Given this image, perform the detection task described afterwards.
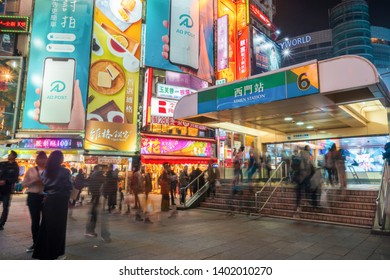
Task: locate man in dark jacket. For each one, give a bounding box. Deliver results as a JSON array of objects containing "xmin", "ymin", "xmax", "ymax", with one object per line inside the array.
[
  {"xmin": 383, "ymin": 142, "xmax": 390, "ymax": 164},
  {"xmin": 0, "ymin": 150, "xmax": 20, "ymax": 230}
]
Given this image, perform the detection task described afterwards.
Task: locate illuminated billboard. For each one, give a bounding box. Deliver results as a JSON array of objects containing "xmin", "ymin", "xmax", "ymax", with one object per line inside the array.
[
  {"xmin": 22, "ymin": 0, "xmax": 94, "ymax": 131},
  {"xmin": 84, "ymin": 0, "xmax": 143, "ymax": 153},
  {"xmin": 144, "ymin": 0, "xmax": 214, "ymax": 83},
  {"xmin": 141, "ymin": 136, "xmax": 212, "ymax": 157},
  {"xmin": 251, "ymin": 26, "xmax": 282, "ymax": 75}
]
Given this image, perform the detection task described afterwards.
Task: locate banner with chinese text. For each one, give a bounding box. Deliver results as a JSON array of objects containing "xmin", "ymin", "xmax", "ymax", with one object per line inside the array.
[{"xmin": 84, "ymin": 0, "xmax": 143, "ymax": 152}]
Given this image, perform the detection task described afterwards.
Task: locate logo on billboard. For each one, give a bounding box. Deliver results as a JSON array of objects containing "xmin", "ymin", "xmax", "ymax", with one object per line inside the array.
[
  {"xmin": 50, "ymin": 81, "xmax": 66, "ymax": 93},
  {"xmin": 179, "ymin": 14, "xmax": 193, "ymax": 28},
  {"xmin": 158, "ymin": 100, "xmax": 168, "ymax": 114}
]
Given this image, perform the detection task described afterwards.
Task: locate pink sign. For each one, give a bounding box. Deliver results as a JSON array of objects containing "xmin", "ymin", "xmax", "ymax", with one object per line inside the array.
[{"xmin": 141, "ymin": 137, "xmax": 212, "ymax": 157}]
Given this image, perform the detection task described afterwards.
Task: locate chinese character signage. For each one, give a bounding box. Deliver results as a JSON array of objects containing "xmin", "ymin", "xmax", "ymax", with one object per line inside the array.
[
  {"xmin": 22, "ymin": 0, "xmax": 94, "ymax": 131},
  {"xmin": 141, "ymin": 136, "xmax": 212, "ymax": 157},
  {"xmin": 0, "ymin": 16, "xmax": 29, "ymax": 33},
  {"xmin": 237, "ymin": 27, "xmax": 249, "ymax": 79},
  {"xmin": 156, "ymin": 84, "xmax": 194, "ymax": 100},
  {"xmin": 84, "ymin": 0, "xmax": 143, "ymax": 152},
  {"xmin": 18, "ymin": 138, "xmax": 83, "ymax": 149},
  {"xmin": 198, "ymin": 63, "xmax": 319, "ymax": 112}
]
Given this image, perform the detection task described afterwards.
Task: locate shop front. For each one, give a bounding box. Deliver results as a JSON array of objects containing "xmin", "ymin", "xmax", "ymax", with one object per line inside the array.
[{"xmin": 140, "ymin": 133, "xmax": 217, "ymax": 193}]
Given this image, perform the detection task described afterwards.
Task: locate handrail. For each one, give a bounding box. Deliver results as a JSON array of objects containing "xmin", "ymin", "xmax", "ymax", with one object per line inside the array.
[
  {"xmin": 179, "ymin": 170, "xmax": 207, "ymax": 206},
  {"xmin": 376, "ymin": 159, "xmax": 389, "ymax": 229},
  {"xmin": 180, "ymin": 181, "xmax": 210, "ymax": 209},
  {"xmin": 255, "ymin": 161, "xmax": 288, "ymax": 213}
]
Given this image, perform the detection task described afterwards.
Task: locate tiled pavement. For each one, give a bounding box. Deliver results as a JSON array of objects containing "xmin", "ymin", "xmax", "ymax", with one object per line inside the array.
[{"xmin": 0, "ymin": 193, "xmax": 390, "ymax": 260}]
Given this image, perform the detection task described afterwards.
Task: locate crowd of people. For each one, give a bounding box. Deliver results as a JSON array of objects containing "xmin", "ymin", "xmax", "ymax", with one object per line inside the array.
[
  {"xmin": 1, "ymin": 142, "xmax": 389, "ymax": 259},
  {"xmin": 0, "ymin": 150, "xmax": 218, "ymax": 260}
]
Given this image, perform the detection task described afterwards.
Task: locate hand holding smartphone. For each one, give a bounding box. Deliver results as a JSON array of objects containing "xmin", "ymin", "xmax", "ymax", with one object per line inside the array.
[
  {"xmin": 39, "ymin": 57, "xmax": 75, "ymax": 124},
  {"xmin": 168, "ymin": 0, "xmax": 200, "ymax": 70}
]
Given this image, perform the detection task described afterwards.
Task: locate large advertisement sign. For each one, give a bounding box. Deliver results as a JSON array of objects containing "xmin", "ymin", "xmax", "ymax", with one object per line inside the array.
[
  {"xmin": 217, "ymin": 15, "xmax": 228, "ymax": 71},
  {"xmin": 141, "ymin": 136, "xmax": 212, "ymax": 157},
  {"xmin": 237, "ymin": 27, "xmax": 249, "ymax": 79},
  {"xmin": 198, "ymin": 63, "xmax": 319, "ymax": 113},
  {"xmin": 251, "ymin": 26, "xmax": 281, "ymax": 75},
  {"xmin": 22, "ymin": 0, "xmax": 94, "ymax": 131},
  {"xmin": 144, "ymin": 0, "xmax": 214, "ymax": 83},
  {"xmin": 84, "ymin": 0, "xmax": 142, "ymax": 152}
]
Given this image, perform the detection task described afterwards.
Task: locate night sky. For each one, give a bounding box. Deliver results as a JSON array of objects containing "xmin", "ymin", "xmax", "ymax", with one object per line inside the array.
[{"xmin": 273, "ymin": 0, "xmax": 390, "ymax": 38}]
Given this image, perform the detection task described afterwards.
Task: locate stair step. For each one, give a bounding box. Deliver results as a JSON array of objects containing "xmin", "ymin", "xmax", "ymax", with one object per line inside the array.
[{"xmin": 198, "ymin": 185, "xmax": 378, "ymax": 229}]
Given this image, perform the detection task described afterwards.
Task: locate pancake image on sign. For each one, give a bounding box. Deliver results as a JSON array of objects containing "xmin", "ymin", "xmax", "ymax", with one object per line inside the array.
[{"xmin": 89, "ymin": 60, "xmax": 125, "ymax": 95}]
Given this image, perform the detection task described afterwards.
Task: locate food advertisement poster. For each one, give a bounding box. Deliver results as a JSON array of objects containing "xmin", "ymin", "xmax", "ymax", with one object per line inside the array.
[
  {"xmin": 141, "ymin": 136, "xmax": 212, "ymax": 157},
  {"xmin": 85, "ymin": 0, "xmax": 142, "ymax": 152},
  {"xmin": 22, "ymin": 0, "xmax": 94, "ymax": 130},
  {"xmin": 144, "ymin": 0, "xmax": 214, "ymax": 84}
]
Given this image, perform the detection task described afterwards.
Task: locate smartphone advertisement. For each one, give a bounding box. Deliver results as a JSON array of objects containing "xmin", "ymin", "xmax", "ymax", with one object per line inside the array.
[
  {"xmin": 84, "ymin": 0, "xmax": 143, "ymax": 152},
  {"xmin": 144, "ymin": 0, "xmax": 214, "ymax": 83},
  {"xmin": 22, "ymin": 0, "xmax": 94, "ymax": 131},
  {"xmin": 39, "ymin": 58, "xmax": 75, "ymax": 124}
]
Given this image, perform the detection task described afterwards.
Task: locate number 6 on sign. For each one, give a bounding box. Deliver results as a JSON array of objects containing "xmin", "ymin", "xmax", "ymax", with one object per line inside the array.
[{"xmin": 298, "ymin": 72, "xmax": 311, "ymax": 90}]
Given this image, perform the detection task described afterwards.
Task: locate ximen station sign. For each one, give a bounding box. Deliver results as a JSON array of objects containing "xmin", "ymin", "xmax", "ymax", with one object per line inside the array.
[{"xmin": 198, "ymin": 63, "xmax": 319, "ymax": 114}]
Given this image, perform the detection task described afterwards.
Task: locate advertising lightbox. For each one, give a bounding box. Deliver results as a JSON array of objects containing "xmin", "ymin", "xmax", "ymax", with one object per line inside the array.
[
  {"xmin": 217, "ymin": 15, "xmax": 228, "ymax": 71},
  {"xmin": 251, "ymin": 26, "xmax": 281, "ymax": 75},
  {"xmin": 141, "ymin": 136, "xmax": 212, "ymax": 157},
  {"xmin": 144, "ymin": 0, "xmax": 214, "ymax": 83},
  {"xmin": 84, "ymin": 0, "xmax": 143, "ymax": 153},
  {"xmin": 22, "ymin": 0, "xmax": 94, "ymax": 131}
]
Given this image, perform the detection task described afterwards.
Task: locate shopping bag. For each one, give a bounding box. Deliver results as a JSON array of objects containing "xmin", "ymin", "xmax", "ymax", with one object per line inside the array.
[
  {"xmin": 385, "ymin": 193, "xmax": 390, "ymax": 217},
  {"xmin": 70, "ymin": 187, "xmax": 79, "ymax": 201},
  {"xmin": 215, "ymin": 180, "xmax": 221, "ymax": 187},
  {"xmin": 146, "ymin": 199, "xmax": 154, "ymax": 213},
  {"xmin": 320, "ymin": 188, "xmax": 328, "ymax": 207}
]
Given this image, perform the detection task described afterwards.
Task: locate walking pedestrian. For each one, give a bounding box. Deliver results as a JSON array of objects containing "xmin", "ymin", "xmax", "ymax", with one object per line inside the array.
[
  {"xmin": 179, "ymin": 165, "xmax": 189, "ymax": 205},
  {"xmin": 103, "ymin": 164, "xmax": 118, "ymax": 213},
  {"xmin": 158, "ymin": 163, "xmax": 171, "ymax": 211},
  {"xmin": 168, "ymin": 166, "xmax": 178, "ymax": 206},
  {"xmin": 0, "ymin": 150, "xmax": 20, "ymax": 231},
  {"xmin": 21, "ymin": 151, "xmax": 47, "ymax": 253},
  {"xmin": 207, "ymin": 160, "xmax": 220, "ymax": 199},
  {"xmin": 85, "ymin": 165, "xmax": 105, "ymax": 238},
  {"xmin": 32, "ymin": 150, "xmax": 72, "ymax": 260}
]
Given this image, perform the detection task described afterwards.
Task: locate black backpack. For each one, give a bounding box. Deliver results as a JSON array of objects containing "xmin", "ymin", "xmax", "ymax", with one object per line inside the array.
[{"xmin": 291, "ymin": 156, "xmax": 301, "ymax": 171}]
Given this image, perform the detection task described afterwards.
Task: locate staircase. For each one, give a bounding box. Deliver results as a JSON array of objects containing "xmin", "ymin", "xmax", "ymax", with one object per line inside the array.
[{"xmin": 199, "ymin": 180, "xmax": 378, "ymax": 228}]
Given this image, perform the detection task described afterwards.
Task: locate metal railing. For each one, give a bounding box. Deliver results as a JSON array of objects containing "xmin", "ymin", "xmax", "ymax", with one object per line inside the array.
[
  {"xmin": 179, "ymin": 170, "xmax": 207, "ymax": 208},
  {"xmin": 376, "ymin": 159, "xmax": 389, "ymax": 230},
  {"xmin": 255, "ymin": 161, "xmax": 288, "ymax": 213}
]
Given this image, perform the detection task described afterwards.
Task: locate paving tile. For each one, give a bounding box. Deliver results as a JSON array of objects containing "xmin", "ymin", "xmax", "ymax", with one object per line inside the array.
[{"xmin": 1, "ymin": 194, "xmax": 390, "ymax": 260}]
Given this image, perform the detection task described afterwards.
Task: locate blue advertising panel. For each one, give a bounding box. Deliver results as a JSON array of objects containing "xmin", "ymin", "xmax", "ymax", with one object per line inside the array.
[
  {"xmin": 144, "ymin": 0, "xmax": 214, "ymax": 83},
  {"xmin": 22, "ymin": 0, "xmax": 94, "ymax": 131},
  {"xmin": 0, "ymin": 1, "xmax": 5, "ymax": 14}
]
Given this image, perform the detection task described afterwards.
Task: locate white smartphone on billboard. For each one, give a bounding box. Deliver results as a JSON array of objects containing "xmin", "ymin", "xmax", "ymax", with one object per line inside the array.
[
  {"xmin": 169, "ymin": 0, "xmax": 200, "ymax": 70},
  {"xmin": 39, "ymin": 57, "xmax": 75, "ymax": 125}
]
